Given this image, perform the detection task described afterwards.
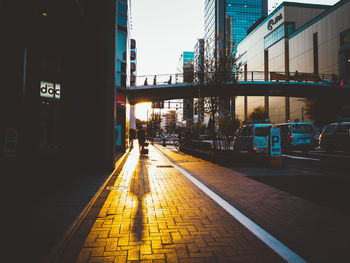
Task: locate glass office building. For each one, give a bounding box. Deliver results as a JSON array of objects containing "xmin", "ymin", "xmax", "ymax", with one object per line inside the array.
[
  {"xmin": 194, "ymin": 39, "xmax": 204, "ymax": 77},
  {"xmin": 183, "ymin": 51, "xmax": 195, "ymax": 64},
  {"xmin": 204, "ymin": 0, "xmax": 267, "ymax": 58},
  {"xmin": 225, "ymin": 0, "xmax": 268, "ymax": 49},
  {"xmin": 204, "ymin": 0, "xmax": 218, "ymax": 58}
]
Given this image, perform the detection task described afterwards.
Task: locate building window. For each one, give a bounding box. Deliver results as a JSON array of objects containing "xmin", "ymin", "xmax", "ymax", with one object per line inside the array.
[{"xmin": 264, "ymin": 23, "xmax": 295, "ymax": 50}]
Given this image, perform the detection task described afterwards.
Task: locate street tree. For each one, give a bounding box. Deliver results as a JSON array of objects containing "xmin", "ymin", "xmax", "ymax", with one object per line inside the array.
[
  {"xmin": 248, "ymin": 106, "xmax": 269, "ymax": 122},
  {"xmin": 304, "ymin": 98, "xmax": 350, "ymax": 126},
  {"xmin": 196, "ymin": 43, "xmax": 239, "ymax": 149}
]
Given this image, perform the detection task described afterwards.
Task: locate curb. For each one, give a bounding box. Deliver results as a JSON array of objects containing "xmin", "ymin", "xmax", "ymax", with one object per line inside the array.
[{"xmin": 45, "ymin": 149, "xmax": 131, "ymax": 263}]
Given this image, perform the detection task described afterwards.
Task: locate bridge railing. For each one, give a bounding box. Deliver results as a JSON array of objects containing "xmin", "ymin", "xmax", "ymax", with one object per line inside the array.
[{"xmin": 129, "ymin": 71, "xmax": 343, "ymax": 87}]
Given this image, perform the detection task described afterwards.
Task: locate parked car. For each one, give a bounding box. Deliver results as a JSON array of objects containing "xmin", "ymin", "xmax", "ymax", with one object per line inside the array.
[
  {"xmin": 319, "ymin": 122, "xmax": 350, "ymax": 153},
  {"xmin": 233, "ymin": 123, "xmax": 272, "ymax": 153},
  {"xmin": 275, "ymin": 122, "xmax": 316, "ymax": 153}
]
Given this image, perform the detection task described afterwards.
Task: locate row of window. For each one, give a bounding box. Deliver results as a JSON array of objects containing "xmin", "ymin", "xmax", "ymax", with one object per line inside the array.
[
  {"xmin": 116, "ymin": 0, "xmax": 128, "ymax": 88},
  {"xmin": 264, "ymin": 23, "xmax": 295, "ymax": 50},
  {"xmin": 226, "ymin": 0, "xmax": 263, "ymax": 4}
]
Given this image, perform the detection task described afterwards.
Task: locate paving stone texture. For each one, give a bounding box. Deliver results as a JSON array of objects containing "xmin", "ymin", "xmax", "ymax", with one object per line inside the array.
[{"xmin": 74, "ymin": 145, "xmax": 284, "ymax": 263}]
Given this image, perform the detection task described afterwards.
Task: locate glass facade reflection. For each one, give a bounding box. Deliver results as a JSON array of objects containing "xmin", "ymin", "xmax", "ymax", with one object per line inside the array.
[
  {"xmin": 225, "ymin": 0, "xmax": 267, "ymax": 48},
  {"xmin": 204, "ymin": 0, "xmax": 267, "ymax": 59},
  {"xmin": 204, "ymin": 0, "xmax": 216, "ymax": 58},
  {"xmin": 264, "ymin": 23, "xmax": 295, "ymax": 50},
  {"xmin": 183, "ymin": 51, "xmax": 194, "ymax": 64},
  {"xmin": 116, "ymin": 0, "xmax": 128, "ymax": 89},
  {"xmin": 115, "ymin": 0, "xmax": 130, "ymax": 152}
]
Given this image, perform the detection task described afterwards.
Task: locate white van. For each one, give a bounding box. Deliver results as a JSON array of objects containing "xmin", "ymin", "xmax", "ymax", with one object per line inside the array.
[
  {"xmin": 233, "ymin": 123, "xmax": 272, "ymax": 153},
  {"xmin": 275, "ymin": 122, "xmax": 316, "ymax": 153}
]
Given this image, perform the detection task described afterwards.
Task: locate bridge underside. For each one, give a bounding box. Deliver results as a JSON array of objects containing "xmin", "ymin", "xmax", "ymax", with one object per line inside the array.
[{"xmin": 124, "ymin": 82, "xmax": 350, "ymax": 104}]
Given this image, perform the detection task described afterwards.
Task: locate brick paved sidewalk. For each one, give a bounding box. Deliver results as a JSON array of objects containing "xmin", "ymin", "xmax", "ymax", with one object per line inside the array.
[
  {"xmin": 157, "ymin": 145, "xmax": 350, "ymax": 262},
  {"xmin": 68, "ymin": 145, "xmax": 284, "ymax": 263}
]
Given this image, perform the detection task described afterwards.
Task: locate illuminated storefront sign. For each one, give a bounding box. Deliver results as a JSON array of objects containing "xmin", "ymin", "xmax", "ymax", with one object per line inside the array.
[
  {"xmin": 116, "ymin": 94, "xmax": 126, "ymax": 107},
  {"xmin": 40, "ymin": 81, "xmax": 61, "ymax": 99},
  {"xmin": 267, "ymin": 13, "xmax": 283, "ymax": 31}
]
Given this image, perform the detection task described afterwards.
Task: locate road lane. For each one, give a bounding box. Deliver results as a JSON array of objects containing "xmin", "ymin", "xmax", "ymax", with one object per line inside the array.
[{"xmin": 156, "ymin": 144, "xmax": 350, "ymax": 262}]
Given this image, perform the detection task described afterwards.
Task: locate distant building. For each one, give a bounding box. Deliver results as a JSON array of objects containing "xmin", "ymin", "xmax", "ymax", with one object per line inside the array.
[
  {"xmin": 194, "ymin": 39, "xmax": 204, "ymax": 79},
  {"xmin": 183, "ymin": 51, "xmax": 195, "ymax": 64},
  {"xmin": 193, "ymin": 39, "xmax": 205, "ymax": 125},
  {"xmin": 181, "ymin": 52, "xmax": 194, "ymax": 128},
  {"xmin": 204, "ymin": 0, "xmax": 268, "ymax": 59}
]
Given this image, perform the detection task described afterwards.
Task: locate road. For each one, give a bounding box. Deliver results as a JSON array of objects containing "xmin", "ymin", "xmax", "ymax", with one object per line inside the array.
[
  {"xmin": 155, "ymin": 143, "xmax": 350, "ymax": 262},
  {"xmin": 4, "ymin": 142, "xmax": 350, "ymax": 262},
  {"xmin": 278, "ymin": 149, "xmax": 350, "ymax": 216},
  {"xmin": 164, "ymin": 143, "xmax": 350, "ymax": 216}
]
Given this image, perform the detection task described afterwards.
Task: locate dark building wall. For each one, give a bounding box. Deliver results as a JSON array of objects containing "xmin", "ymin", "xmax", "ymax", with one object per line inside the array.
[{"xmin": 0, "ymin": 0, "xmax": 118, "ymax": 174}]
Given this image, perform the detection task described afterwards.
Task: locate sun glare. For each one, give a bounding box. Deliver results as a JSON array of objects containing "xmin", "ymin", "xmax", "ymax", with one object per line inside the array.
[{"xmin": 135, "ymin": 102, "xmax": 151, "ymax": 121}]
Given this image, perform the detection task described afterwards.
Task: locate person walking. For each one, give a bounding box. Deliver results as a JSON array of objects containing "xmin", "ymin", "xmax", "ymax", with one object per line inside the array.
[
  {"xmin": 137, "ymin": 127, "xmax": 146, "ymax": 153},
  {"xmin": 167, "ymin": 75, "xmax": 172, "ymax": 84},
  {"xmin": 153, "ymin": 75, "xmax": 157, "ymax": 85},
  {"xmin": 144, "ymin": 78, "xmax": 148, "ymax": 85}
]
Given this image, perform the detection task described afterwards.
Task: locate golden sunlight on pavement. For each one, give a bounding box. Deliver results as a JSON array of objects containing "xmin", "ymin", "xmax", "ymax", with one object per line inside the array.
[{"xmin": 74, "ymin": 144, "xmax": 282, "ymax": 263}]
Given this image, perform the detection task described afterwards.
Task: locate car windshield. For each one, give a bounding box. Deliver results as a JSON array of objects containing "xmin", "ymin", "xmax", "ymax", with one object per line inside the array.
[
  {"xmin": 255, "ymin": 127, "xmax": 269, "ymax": 136},
  {"xmin": 292, "ymin": 124, "xmax": 314, "ymax": 133}
]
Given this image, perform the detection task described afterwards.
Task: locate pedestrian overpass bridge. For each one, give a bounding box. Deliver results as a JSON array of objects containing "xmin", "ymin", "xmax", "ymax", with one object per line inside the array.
[{"xmin": 122, "ymin": 71, "xmax": 350, "ymax": 104}]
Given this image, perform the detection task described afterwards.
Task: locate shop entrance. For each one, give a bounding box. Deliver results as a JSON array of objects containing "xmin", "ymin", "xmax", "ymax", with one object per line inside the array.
[{"xmin": 40, "ymin": 101, "xmax": 61, "ymax": 151}]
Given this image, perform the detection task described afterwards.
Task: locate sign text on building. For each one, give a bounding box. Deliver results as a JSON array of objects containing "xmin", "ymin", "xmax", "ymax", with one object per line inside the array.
[
  {"xmin": 40, "ymin": 81, "xmax": 61, "ymax": 99},
  {"xmin": 267, "ymin": 13, "xmax": 283, "ymax": 31}
]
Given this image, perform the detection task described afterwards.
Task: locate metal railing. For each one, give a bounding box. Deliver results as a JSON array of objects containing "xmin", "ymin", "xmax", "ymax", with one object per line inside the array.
[{"xmin": 129, "ymin": 71, "xmax": 346, "ymax": 87}]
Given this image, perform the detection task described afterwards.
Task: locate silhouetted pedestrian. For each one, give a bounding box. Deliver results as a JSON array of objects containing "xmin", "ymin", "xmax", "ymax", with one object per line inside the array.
[
  {"xmin": 153, "ymin": 75, "xmax": 157, "ymax": 85},
  {"xmin": 167, "ymin": 75, "xmax": 172, "ymax": 84},
  {"xmin": 144, "ymin": 78, "xmax": 148, "ymax": 85},
  {"xmin": 295, "ymin": 70, "xmax": 300, "ymax": 81},
  {"xmin": 137, "ymin": 127, "xmax": 146, "ymax": 152}
]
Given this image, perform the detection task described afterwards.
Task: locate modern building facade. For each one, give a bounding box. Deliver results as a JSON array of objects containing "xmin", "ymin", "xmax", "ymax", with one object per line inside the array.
[
  {"xmin": 0, "ymin": 0, "xmax": 131, "ymax": 177},
  {"xmin": 193, "ymin": 39, "xmax": 205, "ymax": 126},
  {"xmin": 183, "ymin": 51, "xmax": 195, "ymax": 64},
  {"xmin": 235, "ymin": 0, "xmax": 350, "ymax": 123},
  {"xmin": 203, "ymin": 0, "xmax": 268, "ymax": 121},
  {"xmin": 204, "ymin": 0, "xmax": 268, "ymax": 58},
  {"xmin": 194, "ymin": 39, "xmax": 204, "ymax": 78},
  {"xmin": 181, "ymin": 52, "xmax": 195, "ymax": 127}
]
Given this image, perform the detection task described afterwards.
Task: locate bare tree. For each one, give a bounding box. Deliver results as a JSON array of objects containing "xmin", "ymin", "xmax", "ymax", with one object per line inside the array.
[{"xmin": 195, "ymin": 43, "xmax": 238, "ymax": 150}]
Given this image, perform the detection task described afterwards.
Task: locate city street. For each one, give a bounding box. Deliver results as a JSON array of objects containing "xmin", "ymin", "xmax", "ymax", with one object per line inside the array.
[
  {"xmin": 2, "ymin": 1, "xmax": 350, "ymax": 262},
  {"xmin": 14, "ymin": 142, "xmax": 349, "ymax": 263}
]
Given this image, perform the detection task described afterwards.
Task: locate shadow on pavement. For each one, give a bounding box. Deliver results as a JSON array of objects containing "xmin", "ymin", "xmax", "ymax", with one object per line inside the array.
[{"xmin": 129, "ymin": 154, "xmax": 151, "ymax": 242}]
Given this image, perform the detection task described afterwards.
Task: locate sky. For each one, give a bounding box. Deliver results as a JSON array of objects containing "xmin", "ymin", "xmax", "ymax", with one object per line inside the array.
[{"xmin": 132, "ymin": 0, "xmax": 339, "ymax": 121}]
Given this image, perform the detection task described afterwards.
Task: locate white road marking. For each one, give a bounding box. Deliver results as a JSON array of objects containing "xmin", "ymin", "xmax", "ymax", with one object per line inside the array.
[
  {"xmin": 156, "ymin": 147, "xmax": 307, "ymax": 263},
  {"xmin": 282, "ymin": 154, "xmax": 320, "ymax": 161},
  {"xmin": 308, "ymin": 152, "xmax": 350, "ymax": 159}
]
